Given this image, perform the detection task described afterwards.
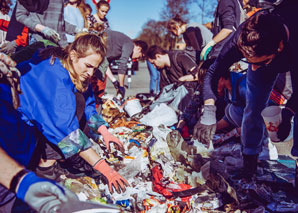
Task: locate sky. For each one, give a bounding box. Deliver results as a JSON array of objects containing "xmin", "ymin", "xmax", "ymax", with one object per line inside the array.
[{"xmin": 86, "ymin": 0, "xmax": 166, "ymax": 39}]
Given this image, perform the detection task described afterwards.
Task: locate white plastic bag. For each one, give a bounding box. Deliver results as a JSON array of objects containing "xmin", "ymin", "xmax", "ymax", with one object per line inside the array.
[{"xmin": 140, "ymin": 103, "xmax": 178, "ymax": 127}]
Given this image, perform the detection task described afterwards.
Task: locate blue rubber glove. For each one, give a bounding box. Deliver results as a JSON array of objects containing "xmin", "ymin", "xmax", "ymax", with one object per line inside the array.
[
  {"xmin": 277, "ymin": 108, "xmax": 294, "ymax": 141},
  {"xmin": 200, "ymin": 40, "xmax": 216, "ymax": 61},
  {"xmin": 16, "ymin": 172, "xmax": 78, "ymax": 212}
]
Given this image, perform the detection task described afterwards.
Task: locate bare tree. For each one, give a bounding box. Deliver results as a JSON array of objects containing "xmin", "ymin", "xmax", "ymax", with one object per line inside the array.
[
  {"xmin": 191, "ymin": 0, "xmax": 218, "ymax": 24},
  {"xmin": 160, "ymin": 0, "xmax": 193, "ymax": 22}
]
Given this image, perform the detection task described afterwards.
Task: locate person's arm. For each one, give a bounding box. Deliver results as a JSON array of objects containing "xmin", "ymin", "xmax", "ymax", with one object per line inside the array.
[
  {"xmin": 64, "ymin": 20, "xmax": 78, "ymax": 36},
  {"xmin": 202, "ymin": 31, "xmax": 243, "ymax": 105},
  {"xmin": 0, "ymin": 19, "xmax": 9, "ymax": 31},
  {"xmin": 193, "ymin": 31, "xmax": 243, "ymax": 143},
  {"xmin": 15, "ymin": 2, "xmax": 60, "ymax": 43},
  {"xmin": 0, "ymin": 139, "xmax": 78, "ymax": 213},
  {"xmin": 214, "ymin": 0, "xmax": 236, "ymax": 43},
  {"xmin": 200, "ymin": 0, "xmax": 236, "ymax": 60},
  {"xmin": 0, "ymin": 147, "xmax": 24, "ymax": 189},
  {"xmin": 15, "ymin": 2, "xmax": 39, "ymax": 32}
]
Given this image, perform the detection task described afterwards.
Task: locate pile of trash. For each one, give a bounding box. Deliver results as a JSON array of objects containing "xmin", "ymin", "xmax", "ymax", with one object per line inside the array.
[{"xmin": 61, "ymin": 91, "xmax": 298, "ymax": 212}]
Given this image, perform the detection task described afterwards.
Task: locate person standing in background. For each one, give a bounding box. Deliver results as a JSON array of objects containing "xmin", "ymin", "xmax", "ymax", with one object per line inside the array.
[
  {"xmin": 64, "ymin": 0, "xmax": 85, "ymax": 43},
  {"xmin": 146, "ymin": 60, "xmax": 160, "ymax": 97},
  {"xmin": 0, "ymin": 0, "xmax": 10, "ymax": 46},
  {"xmin": 88, "ymin": 0, "xmax": 110, "ymax": 31},
  {"xmin": 200, "ymin": 0, "xmax": 249, "ymax": 60}
]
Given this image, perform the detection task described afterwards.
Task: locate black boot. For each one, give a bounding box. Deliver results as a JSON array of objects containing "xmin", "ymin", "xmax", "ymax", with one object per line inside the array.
[{"xmin": 233, "ymin": 154, "xmax": 258, "ymax": 182}]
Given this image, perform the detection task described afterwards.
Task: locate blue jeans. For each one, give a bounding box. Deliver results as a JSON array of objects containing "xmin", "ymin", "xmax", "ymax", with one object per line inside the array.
[
  {"xmin": 242, "ymin": 64, "xmax": 297, "ymax": 156},
  {"xmin": 146, "ymin": 60, "xmax": 160, "ymax": 94}
]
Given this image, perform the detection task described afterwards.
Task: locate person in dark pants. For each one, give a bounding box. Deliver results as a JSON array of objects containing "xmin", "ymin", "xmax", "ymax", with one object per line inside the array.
[{"xmin": 195, "ymin": 1, "xmax": 298, "ymax": 181}]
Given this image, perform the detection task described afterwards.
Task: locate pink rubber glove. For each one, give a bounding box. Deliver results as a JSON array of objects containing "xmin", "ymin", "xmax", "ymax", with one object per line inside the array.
[
  {"xmin": 93, "ymin": 159, "xmax": 129, "ymax": 193},
  {"xmin": 98, "ymin": 125, "xmax": 124, "ymax": 152}
]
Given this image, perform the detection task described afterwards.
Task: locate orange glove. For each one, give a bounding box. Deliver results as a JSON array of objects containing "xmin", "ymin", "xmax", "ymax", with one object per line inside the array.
[
  {"xmin": 94, "ymin": 159, "xmax": 129, "ymax": 193},
  {"xmin": 98, "ymin": 125, "xmax": 124, "ymax": 152}
]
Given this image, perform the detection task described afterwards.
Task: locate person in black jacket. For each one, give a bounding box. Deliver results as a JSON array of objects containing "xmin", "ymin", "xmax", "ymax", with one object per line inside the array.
[
  {"xmin": 195, "ymin": 1, "xmax": 298, "ymax": 181},
  {"xmin": 200, "ymin": 0, "xmax": 249, "ymax": 60}
]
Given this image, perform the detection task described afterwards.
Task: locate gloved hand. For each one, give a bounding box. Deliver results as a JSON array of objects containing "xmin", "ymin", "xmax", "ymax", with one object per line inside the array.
[
  {"xmin": 41, "ymin": 27, "xmax": 60, "ymax": 43},
  {"xmin": 93, "ymin": 159, "xmax": 129, "ymax": 193},
  {"xmin": 16, "ymin": 171, "xmax": 78, "ymax": 212},
  {"xmin": 193, "ymin": 105, "xmax": 217, "ymax": 146},
  {"xmin": 200, "ymin": 40, "xmax": 216, "ymax": 61},
  {"xmin": 0, "ymin": 40, "xmax": 18, "ymax": 55},
  {"xmin": 112, "ymin": 80, "xmax": 120, "ymax": 90},
  {"xmin": 118, "ymin": 86, "xmax": 125, "ymax": 99},
  {"xmin": 75, "ymin": 27, "xmax": 89, "ymax": 34},
  {"xmin": 98, "ymin": 125, "xmax": 124, "ymax": 152},
  {"xmin": 277, "ymin": 107, "xmax": 294, "ymax": 141}
]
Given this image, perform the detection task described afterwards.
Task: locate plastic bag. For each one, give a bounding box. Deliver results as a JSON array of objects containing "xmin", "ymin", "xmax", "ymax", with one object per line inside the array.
[
  {"xmin": 140, "ymin": 103, "xmax": 178, "ymax": 127},
  {"xmin": 150, "ymin": 83, "xmax": 188, "ymax": 112}
]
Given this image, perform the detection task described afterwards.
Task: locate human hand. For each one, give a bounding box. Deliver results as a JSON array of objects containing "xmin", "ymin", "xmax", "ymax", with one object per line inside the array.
[
  {"xmin": 16, "ymin": 172, "xmax": 78, "ymax": 213},
  {"xmin": 93, "ymin": 159, "xmax": 129, "ymax": 194},
  {"xmin": 112, "ymin": 80, "xmax": 120, "ymax": 90},
  {"xmin": 200, "ymin": 40, "xmax": 216, "ymax": 61},
  {"xmin": 117, "ymin": 86, "xmax": 125, "ymax": 99},
  {"xmin": 75, "ymin": 27, "xmax": 89, "ymax": 34},
  {"xmin": 41, "ymin": 27, "xmax": 60, "ymax": 43},
  {"xmin": 277, "ymin": 107, "xmax": 294, "ymax": 141},
  {"xmin": 0, "ymin": 40, "xmax": 18, "ymax": 55},
  {"xmin": 193, "ymin": 105, "xmax": 217, "ymax": 146},
  {"xmin": 0, "ymin": 53, "xmax": 21, "ymax": 108},
  {"xmin": 98, "ymin": 125, "xmax": 124, "ymax": 152}
]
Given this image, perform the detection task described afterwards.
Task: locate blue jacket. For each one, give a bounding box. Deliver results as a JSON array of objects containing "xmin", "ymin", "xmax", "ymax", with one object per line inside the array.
[
  {"xmin": 17, "ymin": 56, "xmax": 106, "ymax": 158},
  {"xmin": 0, "ymin": 82, "xmax": 36, "ymax": 167},
  {"xmin": 226, "ymin": 72, "xmax": 247, "ymax": 107}
]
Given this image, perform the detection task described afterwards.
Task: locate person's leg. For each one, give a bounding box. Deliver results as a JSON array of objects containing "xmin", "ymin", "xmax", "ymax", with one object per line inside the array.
[
  {"xmin": 239, "ymin": 65, "xmax": 278, "ymax": 179},
  {"xmin": 242, "ymin": 65, "xmax": 278, "ymax": 155},
  {"xmin": 291, "ymin": 113, "xmax": 298, "ymax": 157},
  {"xmin": 156, "ymin": 69, "xmax": 161, "ymax": 94},
  {"xmin": 147, "ymin": 60, "xmax": 158, "ymax": 94},
  {"xmin": 118, "ymin": 73, "xmax": 125, "ymax": 87}
]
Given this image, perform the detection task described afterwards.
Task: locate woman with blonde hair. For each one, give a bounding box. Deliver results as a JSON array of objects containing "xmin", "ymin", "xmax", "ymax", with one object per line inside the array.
[{"xmin": 17, "ymin": 33, "xmax": 128, "ymax": 194}]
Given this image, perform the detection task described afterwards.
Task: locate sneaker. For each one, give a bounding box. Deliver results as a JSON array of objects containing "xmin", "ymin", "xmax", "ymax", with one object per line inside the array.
[{"xmin": 35, "ymin": 162, "xmax": 78, "ymax": 181}]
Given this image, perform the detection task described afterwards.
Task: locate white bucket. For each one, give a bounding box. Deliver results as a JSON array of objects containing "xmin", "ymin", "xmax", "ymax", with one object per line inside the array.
[
  {"xmin": 124, "ymin": 98, "xmax": 142, "ymax": 117},
  {"xmin": 261, "ymin": 105, "xmax": 282, "ymax": 142}
]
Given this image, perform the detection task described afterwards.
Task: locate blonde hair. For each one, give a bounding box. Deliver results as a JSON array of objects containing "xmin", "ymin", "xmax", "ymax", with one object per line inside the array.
[
  {"xmin": 64, "ymin": 33, "xmax": 106, "ymax": 92},
  {"xmin": 40, "ymin": 33, "xmax": 106, "ymax": 93}
]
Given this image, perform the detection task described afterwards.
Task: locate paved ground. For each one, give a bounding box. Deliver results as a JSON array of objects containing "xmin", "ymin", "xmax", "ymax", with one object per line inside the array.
[
  {"xmin": 105, "ymin": 61, "xmax": 151, "ymax": 97},
  {"xmin": 104, "ymin": 61, "xmax": 294, "ymax": 158}
]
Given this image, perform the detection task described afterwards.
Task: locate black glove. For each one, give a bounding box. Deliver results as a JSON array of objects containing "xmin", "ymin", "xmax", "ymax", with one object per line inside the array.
[
  {"xmin": 193, "ymin": 105, "xmax": 216, "ymax": 146},
  {"xmin": 112, "ymin": 80, "xmax": 120, "ymax": 90},
  {"xmin": 118, "ymin": 86, "xmax": 125, "ymax": 98},
  {"xmin": 277, "ymin": 108, "xmax": 294, "ymax": 141}
]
